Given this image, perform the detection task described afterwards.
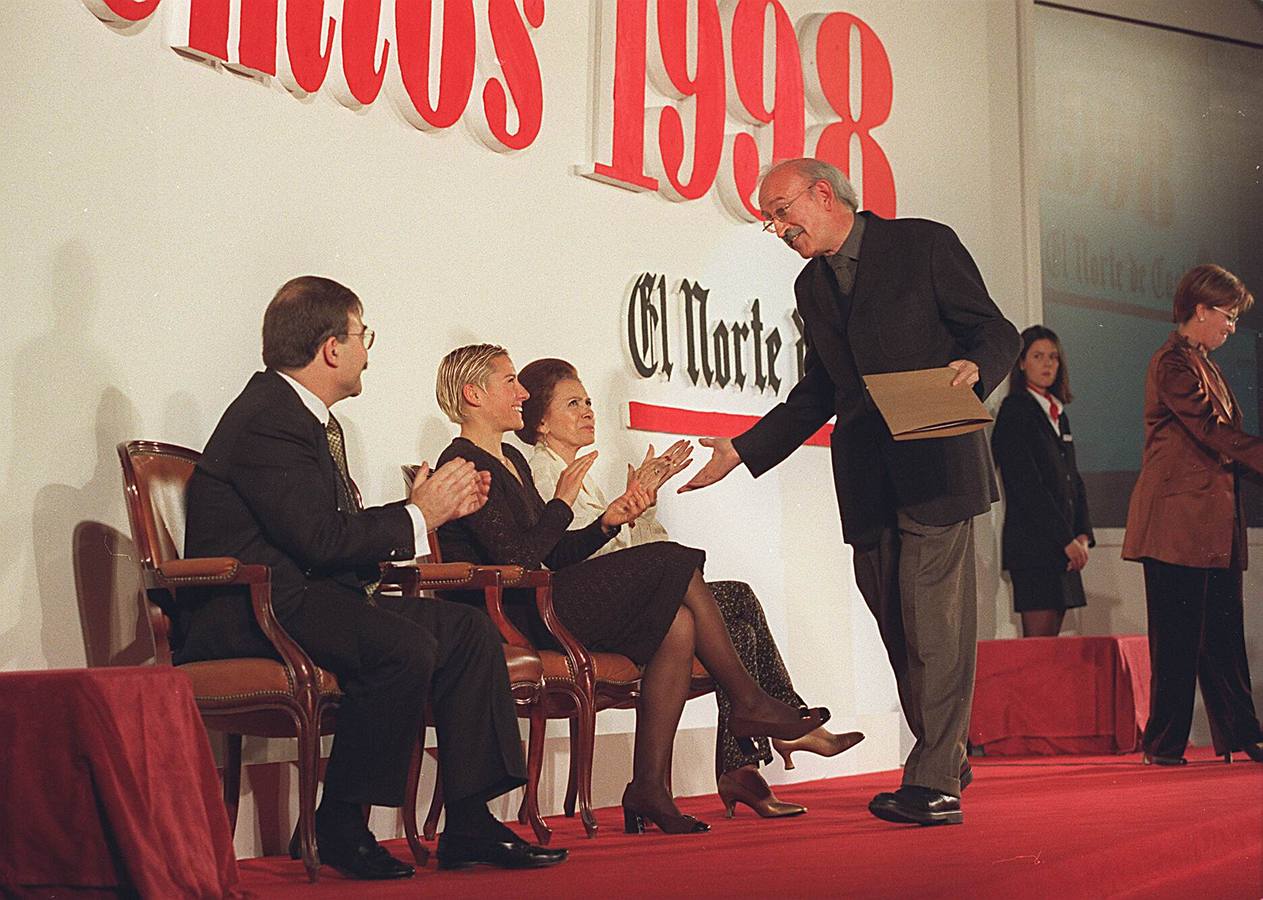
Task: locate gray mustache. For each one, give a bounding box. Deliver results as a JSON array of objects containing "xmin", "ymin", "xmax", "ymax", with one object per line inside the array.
[{"xmin": 782, "ymin": 226, "xmax": 804, "ymax": 246}]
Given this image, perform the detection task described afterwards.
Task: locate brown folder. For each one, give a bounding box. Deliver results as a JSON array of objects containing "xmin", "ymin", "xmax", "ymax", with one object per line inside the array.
[{"xmin": 862, "ymin": 367, "xmax": 993, "ymax": 441}]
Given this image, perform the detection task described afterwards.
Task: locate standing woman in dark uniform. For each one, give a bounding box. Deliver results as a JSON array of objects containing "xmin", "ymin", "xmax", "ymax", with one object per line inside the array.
[
  {"xmin": 1123, "ymin": 264, "xmax": 1263, "ymax": 765},
  {"xmin": 992, "ymin": 325, "xmax": 1094, "ymax": 637}
]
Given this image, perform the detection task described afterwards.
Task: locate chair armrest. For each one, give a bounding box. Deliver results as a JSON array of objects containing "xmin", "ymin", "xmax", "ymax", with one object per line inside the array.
[
  {"xmin": 380, "ymin": 561, "xmax": 477, "ymax": 591},
  {"xmin": 381, "ymin": 563, "xmax": 538, "ymax": 650},
  {"xmin": 155, "ymin": 557, "xmax": 324, "ymax": 701},
  {"xmin": 153, "ymin": 556, "xmax": 266, "ymax": 587},
  {"xmin": 241, "ymin": 570, "xmax": 328, "ymax": 703},
  {"xmin": 504, "ymin": 569, "xmax": 594, "ymax": 689}
]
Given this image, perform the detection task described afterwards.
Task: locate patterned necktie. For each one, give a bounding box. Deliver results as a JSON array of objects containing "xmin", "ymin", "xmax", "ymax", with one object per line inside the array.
[{"xmin": 325, "ymin": 415, "xmax": 380, "ymax": 601}]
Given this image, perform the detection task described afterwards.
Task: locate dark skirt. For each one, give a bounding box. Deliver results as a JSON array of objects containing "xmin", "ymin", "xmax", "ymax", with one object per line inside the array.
[
  {"xmin": 1010, "ymin": 566, "xmax": 1087, "ymax": 613},
  {"xmin": 488, "ymin": 541, "xmax": 704, "ymax": 666}
]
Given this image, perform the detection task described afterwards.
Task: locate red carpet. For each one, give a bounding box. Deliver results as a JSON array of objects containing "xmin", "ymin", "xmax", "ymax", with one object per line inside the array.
[{"xmin": 238, "ymin": 748, "xmax": 1263, "ymax": 898}]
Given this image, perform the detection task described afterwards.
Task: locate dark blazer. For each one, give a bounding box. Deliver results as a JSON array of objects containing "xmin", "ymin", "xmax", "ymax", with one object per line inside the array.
[
  {"xmin": 990, "ymin": 390, "xmax": 1094, "ymax": 571},
  {"xmin": 178, "ymin": 369, "xmax": 416, "ymax": 662},
  {"xmin": 1123, "ymin": 332, "xmax": 1263, "ymax": 569},
  {"xmin": 734, "ymin": 212, "xmax": 1019, "ymax": 545}
]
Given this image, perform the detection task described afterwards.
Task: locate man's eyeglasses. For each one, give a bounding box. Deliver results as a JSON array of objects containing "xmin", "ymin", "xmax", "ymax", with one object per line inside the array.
[
  {"xmin": 759, "ymin": 184, "xmax": 814, "ymax": 233},
  {"xmin": 339, "ymin": 328, "xmax": 375, "ymax": 349}
]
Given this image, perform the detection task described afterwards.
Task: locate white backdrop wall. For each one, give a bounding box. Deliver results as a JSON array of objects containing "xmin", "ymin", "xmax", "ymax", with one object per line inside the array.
[{"xmin": 6, "ymin": 0, "xmax": 1040, "ymax": 856}]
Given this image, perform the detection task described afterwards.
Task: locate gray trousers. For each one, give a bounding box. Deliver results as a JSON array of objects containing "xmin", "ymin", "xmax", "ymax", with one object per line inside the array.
[{"xmin": 852, "ymin": 511, "xmax": 977, "ymax": 797}]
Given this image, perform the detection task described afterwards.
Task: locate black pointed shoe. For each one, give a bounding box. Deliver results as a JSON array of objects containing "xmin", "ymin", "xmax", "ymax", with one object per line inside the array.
[
  {"xmin": 436, "ymin": 832, "xmax": 568, "ymax": 870},
  {"xmin": 317, "ymin": 832, "xmax": 415, "ymax": 880},
  {"xmin": 868, "ymin": 786, "xmax": 963, "ymax": 826}
]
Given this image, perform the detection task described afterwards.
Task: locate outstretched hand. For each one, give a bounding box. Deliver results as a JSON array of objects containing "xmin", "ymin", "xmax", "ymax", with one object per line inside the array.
[
  {"xmin": 410, "ymin": 459, "xmax": 491, "ymax": 527},
  {"xmin": 677, "ymin": 437, "xmax": 740, "ymax": 493}
]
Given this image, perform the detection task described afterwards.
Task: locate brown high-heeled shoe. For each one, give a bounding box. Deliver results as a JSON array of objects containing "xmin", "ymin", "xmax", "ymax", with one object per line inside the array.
[
  {"xmin": 771, "ymin": 728, "xmax": 865, "ymax": 770},
  {"xmin": 730, "ymin": 705, "xmax": 831, "ymax": 755},
  {"xmin": 621, "ymin": 783, "xmax": 710, "ymax": 835},
  {"xmin": 717, "ymin": 767, "xmax": 806, "ymax": 819}
]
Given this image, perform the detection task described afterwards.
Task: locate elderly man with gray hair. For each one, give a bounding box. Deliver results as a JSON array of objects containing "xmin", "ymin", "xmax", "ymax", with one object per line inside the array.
[{"xmin": 682, "ymin": 158, "xmax": 1019, "ymax": 826}]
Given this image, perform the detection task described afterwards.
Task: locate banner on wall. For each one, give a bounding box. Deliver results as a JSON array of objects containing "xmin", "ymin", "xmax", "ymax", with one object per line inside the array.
[
  {"xmin": 621, "ymin": 271, "xmax": 833, "ymax": 445},
  {"xmin": 83, "ymin": 0, "xmax": 896, "ymax": 220},
  {"xmin": 84, "ymin": 0, "xmax": 897, "ymax": 446}
]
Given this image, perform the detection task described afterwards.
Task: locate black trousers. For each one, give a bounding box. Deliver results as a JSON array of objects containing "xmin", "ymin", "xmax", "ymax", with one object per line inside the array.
[
  {"xmin": 1141, "ymin": 559, "xmax": 1263, "ymax": 756},
  {"xmin": 281, "ymin": 593, "xmax": 526, "ymax": 808}
]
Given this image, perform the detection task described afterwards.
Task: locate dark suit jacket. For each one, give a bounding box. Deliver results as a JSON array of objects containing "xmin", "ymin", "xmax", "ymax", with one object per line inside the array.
[
  {"xmin": 178, "ymin": 369, "xmax": 416, "ymax": 662},
  {"xmin": 734, "ymin": 212, "xmax": 1019, "ymax": 545},
  {"xmin": 1123, "ymin": 332, "xmax": 1263, "ymax": 569},
  {"xmin": 990, "ymin": 390, "xmax": 1093, "ymax": 571}
]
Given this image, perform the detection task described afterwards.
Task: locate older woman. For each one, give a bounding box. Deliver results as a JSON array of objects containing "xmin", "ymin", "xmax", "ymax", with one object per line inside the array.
[
  {"xmin": 1123, "ymin": 264, "xmax": 1263, "ymax": 765},
  {"xmin": 517, "ymin": 358, "xmax": 864, "ymax": 819},
  {"xmin": 991, "ymin": 326, "xmax": 1094, "ymax": 637},
  {"xmin": 432, "ymin": 344, "xmax": 831, "ymax": 834}
]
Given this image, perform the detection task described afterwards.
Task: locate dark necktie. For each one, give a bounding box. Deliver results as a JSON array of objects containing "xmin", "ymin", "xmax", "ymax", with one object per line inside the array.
[{"xmin": 325, "ymin": 415, "xmax": 380, "ymax": 600}]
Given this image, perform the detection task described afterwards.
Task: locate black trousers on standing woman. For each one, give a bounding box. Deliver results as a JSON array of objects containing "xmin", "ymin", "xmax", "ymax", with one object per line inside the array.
[{"xmin": 1141, "ymin": 559, "xmax": 1263, "ymax": 757}]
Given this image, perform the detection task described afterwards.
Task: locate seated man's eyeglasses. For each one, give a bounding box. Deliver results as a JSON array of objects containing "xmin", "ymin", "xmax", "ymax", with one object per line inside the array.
[{"xmin": 339, "ymin": 328, "xmax": 375, "ymax": 349}]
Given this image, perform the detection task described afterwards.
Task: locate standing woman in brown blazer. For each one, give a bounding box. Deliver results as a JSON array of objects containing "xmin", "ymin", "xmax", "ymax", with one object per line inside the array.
[{"xmin": 1122, "ymin": 264, "xmax": 1263, "ymax": 765}]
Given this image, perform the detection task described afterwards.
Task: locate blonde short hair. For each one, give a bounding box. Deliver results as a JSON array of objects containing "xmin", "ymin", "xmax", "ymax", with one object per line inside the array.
[{"xmin": 436, "ymin": 343, "xmax": 508, "ymax": 424}]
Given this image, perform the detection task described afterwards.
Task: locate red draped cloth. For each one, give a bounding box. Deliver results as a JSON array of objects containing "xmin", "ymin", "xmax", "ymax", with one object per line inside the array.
[
  {"xmin": 0, "ymin": 666, "xmax": 243, "ymax": 897},
  {"xmin": 969, "ymin": 635, "xmax": 1152, "ymax": 755}
]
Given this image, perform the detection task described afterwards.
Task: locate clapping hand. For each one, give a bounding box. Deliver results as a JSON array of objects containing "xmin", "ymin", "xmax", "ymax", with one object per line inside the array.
[
  {"xmin": 600, "ymin": 479, "xmax": 653, "ymax": 529},
  {"xmin": 554, "ymin": 451, "xmax": 598, "ymax": 506},
  {"xmin": 628, "ymin": 439, "xmax": 694, "ymax": 504},
  {"xmin": 410, "ymin": 459, "xmax": 491, "ymax": 527}
]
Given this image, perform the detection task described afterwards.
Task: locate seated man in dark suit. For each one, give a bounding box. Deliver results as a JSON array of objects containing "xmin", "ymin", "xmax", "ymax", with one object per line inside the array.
[{"xmin": 180, "ymin": 275, "xmax": 566, "ymax": 878}]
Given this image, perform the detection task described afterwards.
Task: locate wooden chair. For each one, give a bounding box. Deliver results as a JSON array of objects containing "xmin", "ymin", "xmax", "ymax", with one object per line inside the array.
[
  {"xmin": 118, "ymin": 441, "xmax": 544, "ymax": 879},
  {"xmin": 118, "ymin": 440, "xmax": 340, "ymax": 881},
  {"xmin": 377, "ymin": 561, "xmax": 549, "ymax": 857},
  {"xmin": 499, "ymin": 569, "xmax": 714, "ymax": 834}
]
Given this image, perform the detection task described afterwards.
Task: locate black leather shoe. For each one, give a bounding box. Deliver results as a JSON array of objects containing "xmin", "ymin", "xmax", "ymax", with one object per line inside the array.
[
  {"xmin": 868, "ymin": 786, "xmax": 963, "ymax": 826},
  {"xmin": 1142, "ymin": 753, "xmax": 1186, "ymax": 766},
  {"xmin": 317, "ymin": 832, "xmax": 415, "ymax": 880},
  {"xmin": 436, "ymin": 832, "xmax": 568, "ymax": 870},
  {"xmin": 959, "ymin": 762, "xmax": 973, "ymax": 792}
]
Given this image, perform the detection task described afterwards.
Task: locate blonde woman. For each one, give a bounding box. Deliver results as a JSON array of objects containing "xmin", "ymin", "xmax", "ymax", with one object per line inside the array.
[{"xmin": 432, "ymin": 344, "xmax": 832, "ymax": 835}]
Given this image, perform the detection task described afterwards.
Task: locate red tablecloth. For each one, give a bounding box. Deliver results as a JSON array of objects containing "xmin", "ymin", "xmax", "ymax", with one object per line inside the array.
[
  {"xmin": 0, "ymin": 666, "xmax": 243, "ymax": 897},
  {"xmin": 969, "ymin": 635, "xmax": 1151, "ymax": 755}
]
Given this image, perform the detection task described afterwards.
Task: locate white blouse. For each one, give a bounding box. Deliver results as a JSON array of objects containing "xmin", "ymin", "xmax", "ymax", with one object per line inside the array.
[{"xmin": 527, "ymin": 444, "xmax": 671, "ymax": 558}]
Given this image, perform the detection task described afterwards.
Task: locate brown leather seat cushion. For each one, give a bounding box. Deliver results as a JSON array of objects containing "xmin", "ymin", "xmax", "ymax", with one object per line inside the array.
[{"xmin": 178, "ymin": 658, "xmax": 341, "ymax": 702}]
